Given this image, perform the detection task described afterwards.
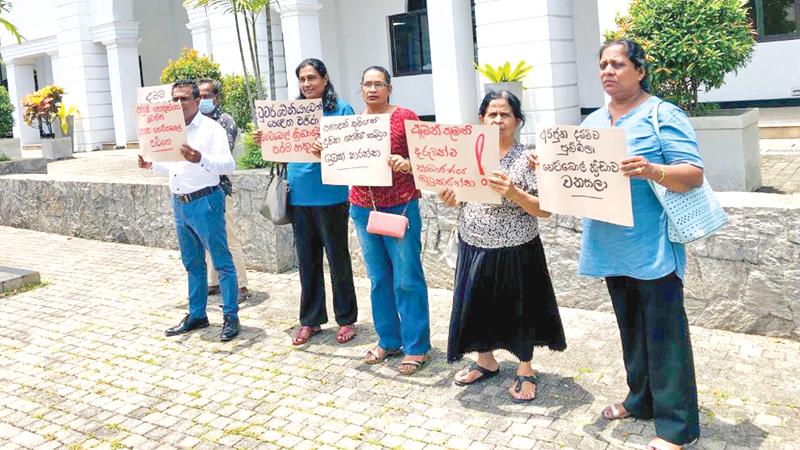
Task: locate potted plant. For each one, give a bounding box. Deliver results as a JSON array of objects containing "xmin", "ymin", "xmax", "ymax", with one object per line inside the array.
[
  {"xmin": 22, "ymin": 85, "xmax": 73, "ymax": 160},
  {"xmin": 607, "ymin": 0, "xmax": 759, "ymax": 191},
  {"xmin": 474, "ymin": 60, "xmax": 533, "ymax": 100}
]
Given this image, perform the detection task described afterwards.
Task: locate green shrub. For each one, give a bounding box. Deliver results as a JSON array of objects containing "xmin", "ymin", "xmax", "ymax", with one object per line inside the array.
[
  {"xmin": 606, "ymin": 0, "xmax": 756, "ymax": 115},
  {"xmin": 0, "ymin": 153, "xmax": 10, "ymax": 162},
  {"xmin": 237, "ymin": 125, "xmax": 272, "ymax": 169},
  {"xmin": 0, "ymin": 86, "xmax": 14, "ymax": 136},
  {"xmin": 220, "ymin": 74, "xmax": 258, "ymax": 130},
  {"xmin": 160, "ymin": 48, "xmax": 221, "ymax": 84}
]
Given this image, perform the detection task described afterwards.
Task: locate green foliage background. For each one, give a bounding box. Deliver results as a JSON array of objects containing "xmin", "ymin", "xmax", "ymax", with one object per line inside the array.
[
  {"xmin": 606, "ymin": 0, "xmax": 756, "ymax": 114},
  {"xmin": 219, "ymin": 74, "xmax": 259, "ymax": 130},
  {"xmin": 160, "ymin": 48, "xmax": 221, "ymax": 84},
  {"xmin": 236, "ymin": 124, "xmax": 272, "ymax": 169},
  {"xmin": 0, "ymin": 86, "xmax": 15, "ymax": 136}
]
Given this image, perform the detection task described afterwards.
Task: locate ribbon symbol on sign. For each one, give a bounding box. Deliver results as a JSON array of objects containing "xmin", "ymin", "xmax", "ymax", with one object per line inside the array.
[{"xmin": 474, "ymin": 133, "xmax": 486, "ymax": 175}]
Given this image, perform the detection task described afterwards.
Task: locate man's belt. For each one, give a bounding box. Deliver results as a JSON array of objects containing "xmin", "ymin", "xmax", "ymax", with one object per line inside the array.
[{"xmin": 174, "ymin": 185, "xmax": 218, "ymax": 203}]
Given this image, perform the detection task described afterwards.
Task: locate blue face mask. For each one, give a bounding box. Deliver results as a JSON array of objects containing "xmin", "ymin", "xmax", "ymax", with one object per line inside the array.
[{"xmin": 199, "ymin": 98, "xmax": 216, "ymax": 114}]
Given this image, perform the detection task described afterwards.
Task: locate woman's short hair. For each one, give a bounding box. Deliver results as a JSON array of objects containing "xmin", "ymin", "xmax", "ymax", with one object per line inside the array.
[
  {"xmin": 599, "ymin": 39, "xmax": 650, "ymax": 92},
  {"xmin": 361, "ymin": 65, "xmax": 392, "ymax": 85},
  {"xmin": 479, "ymin": 90, "xmax": 526, "ymax": 127},
  {"xmin": 296, "ymin": 58, "xmax": 339, "ymax": 113}
]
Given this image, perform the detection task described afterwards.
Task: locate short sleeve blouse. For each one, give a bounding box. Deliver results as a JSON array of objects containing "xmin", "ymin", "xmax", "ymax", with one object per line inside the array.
[
  {"xmin": 578, "ymin": 96, "xmax": 704, "ymax": 280},
  {"xmin": 457, "ymin": 144, "xmax": 540, "ymax": 249}
]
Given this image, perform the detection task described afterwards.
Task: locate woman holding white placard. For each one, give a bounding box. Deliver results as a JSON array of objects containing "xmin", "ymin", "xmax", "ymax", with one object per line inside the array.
[
  {"xmin": 349, "ymin": 66, "xmax": 431, "ymax": 376},
  {"xmin": 440, "ymin": 90, "xmax": 566, "ymax": 403},
  {"xmin": 533, "ymin": 39, "xmax": 704, "ymax": 450},
  {"xmin": 254, "ymin": 58, "xmax": 359, "ymax": 347}
]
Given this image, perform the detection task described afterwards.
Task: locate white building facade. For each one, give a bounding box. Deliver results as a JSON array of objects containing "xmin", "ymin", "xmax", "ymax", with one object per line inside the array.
[{"xmin": 1, "ymin": 0, "xmax": 798, "ymax": 151}]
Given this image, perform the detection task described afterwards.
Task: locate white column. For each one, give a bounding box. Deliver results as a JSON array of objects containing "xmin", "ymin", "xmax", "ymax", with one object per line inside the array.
[
  {"xmin": 475, "ymin": 0, "xmax": 581, "ymax": 144},
  {"xmin": 5, "ymin": 62, "xmax": 40, "ymax": 145},
  {"xmin": 92, "ymin": 21, "xmax": 141, "ymax": 148},
  {"xmin": 279, "ymin": 0, "xmax": 323, "ymax": 98},
  {"xmin": 428, "ymin": 0, "xmax": 478, "ymax": 124},
  {"xmin": 185, "ymin": 7, "xmax": 213, "ymax": 57}
]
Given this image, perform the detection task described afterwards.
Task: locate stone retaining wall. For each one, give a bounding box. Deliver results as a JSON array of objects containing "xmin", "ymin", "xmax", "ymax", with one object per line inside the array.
[
  {"xmin": 350, "ymin": 193, "xmax": 800, "ymax": 341},
  {"xmin": 0, "ymin": 171, "xmax": 295, "ymax": 273},
  {"xmin": 1, "ymin": 172, "xmax": 797, "ymax": 340}
]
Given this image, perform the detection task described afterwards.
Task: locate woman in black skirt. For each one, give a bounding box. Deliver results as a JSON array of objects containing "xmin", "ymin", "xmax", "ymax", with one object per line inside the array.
[{"xmin": 439, "ymin": 90, "xmax": 566, "ymax": 402}]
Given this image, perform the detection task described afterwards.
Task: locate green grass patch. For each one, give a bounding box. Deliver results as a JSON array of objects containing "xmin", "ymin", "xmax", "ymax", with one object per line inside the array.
[{"xmin": 0, "ymin": 281, "xmax": 49, "ymax": 298}]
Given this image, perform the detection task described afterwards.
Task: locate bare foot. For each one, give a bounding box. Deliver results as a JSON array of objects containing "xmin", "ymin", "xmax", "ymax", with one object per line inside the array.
[
  {"xmin": 646, "ymin": 437, "xmax": 684, "ymax": 450},
  {"xmin": 455, "ymin": 354, "xmax": 498, "ymax": 384},
  {"xmin": 602, "ymin": 402, "xmax": 631, "ymax": 420}
]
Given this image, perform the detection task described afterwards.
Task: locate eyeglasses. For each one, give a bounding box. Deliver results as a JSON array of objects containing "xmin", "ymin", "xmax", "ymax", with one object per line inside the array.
[{"xmin": 361, "ymin": 81, "xmax": 389, "ymax": 90}]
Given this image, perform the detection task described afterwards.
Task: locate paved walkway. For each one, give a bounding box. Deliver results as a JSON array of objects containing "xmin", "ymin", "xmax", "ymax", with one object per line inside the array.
[{"xmin": 0, "ymin": 226, "xmax": 798, "ymax": 450}]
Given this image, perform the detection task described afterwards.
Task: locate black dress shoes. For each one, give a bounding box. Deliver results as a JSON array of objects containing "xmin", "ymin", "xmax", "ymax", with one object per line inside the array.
[
  {"xmin": 220, "ymin": 315, "xmax": 240, "ymax": 342},
  {"xmin": 165, "ymin": 314, "xmax": 210, "ymax": 336}
]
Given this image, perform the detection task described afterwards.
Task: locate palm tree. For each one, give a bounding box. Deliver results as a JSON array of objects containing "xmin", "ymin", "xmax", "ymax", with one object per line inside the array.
[
  {"xmin": 184, "ymin": 0, "xmax": 257, "ymax": 122},
  {"xmin": 0, "ymin": 0, "xmax": 24, "ymax": 44}
]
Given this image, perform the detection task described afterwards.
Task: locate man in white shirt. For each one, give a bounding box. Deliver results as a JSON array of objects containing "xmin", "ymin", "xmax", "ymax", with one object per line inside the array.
[{"xmin": 138, "ymin": 80, "xmax": 240, "ymax": 342}]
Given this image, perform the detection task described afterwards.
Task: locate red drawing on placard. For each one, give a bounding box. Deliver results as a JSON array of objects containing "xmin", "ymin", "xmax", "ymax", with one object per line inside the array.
[{"xmin": 475, "ymin": 133, "xmax": 486, "ymax": 175}]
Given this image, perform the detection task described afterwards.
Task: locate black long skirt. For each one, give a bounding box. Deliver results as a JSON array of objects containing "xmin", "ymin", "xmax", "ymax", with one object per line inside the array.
[{"xmin": 447, "ymin": 235, "xmax": 567, "ymax": 363}]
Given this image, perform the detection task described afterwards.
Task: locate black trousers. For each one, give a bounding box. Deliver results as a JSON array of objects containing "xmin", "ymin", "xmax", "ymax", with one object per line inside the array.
[
  {"xmin": 606, "ymin": 273, "xmax": 700, "ymax": 446},
  {"xmin": 292, "ymin": 202, "xmax": 357, "ymax": 327}
]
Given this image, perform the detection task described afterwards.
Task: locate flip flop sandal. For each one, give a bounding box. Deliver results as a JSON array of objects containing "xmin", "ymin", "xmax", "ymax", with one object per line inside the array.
[
  {"xmin": 454, "ymin": 362, "xmax": 500, "ymax": 386},
  {"xmin": 602, "ymin": 403, "xmax": 631, "ymax": 420},
  {"xmin": 363, "ymin": 346, "xmax": 401, "ymax": 365},
  {"xmin": 292, "ymin": 325, "xmax": 321, "ymax": 346},
  {"xmin": 336, "ymin": 325, "xmax": 357, "ymax": 344},
  {"xmin": 510, "ymin": 374, "xmax": 538, "ymax": 403},
  {"xmin": 397, "ymin": 355, "xmax": 429, "ymax": 376}
]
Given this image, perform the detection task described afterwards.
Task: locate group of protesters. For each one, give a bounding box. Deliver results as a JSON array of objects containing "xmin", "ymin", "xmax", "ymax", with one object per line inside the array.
[{"xmin": 139, "ymin": 39, "xmax": 705, "ymax": 450}]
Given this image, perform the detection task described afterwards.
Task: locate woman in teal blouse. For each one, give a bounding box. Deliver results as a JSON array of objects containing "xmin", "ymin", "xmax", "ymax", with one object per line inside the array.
[{"xmin": 577, "ymin": 40, "xmax": 704, "ymax": 450}]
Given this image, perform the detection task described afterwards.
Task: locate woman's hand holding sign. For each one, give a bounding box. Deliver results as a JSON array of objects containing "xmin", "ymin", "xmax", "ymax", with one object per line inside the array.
[
  {"xmin": 388, "ymin": 154, "xmax": 411, "ymax": 173},
  {"xmin": 488, "ymin": 170, "xmax": 519, "ymax": 201},
  {"xmin": 439, "ymin": 188, "xmax": 458, "ymax": 207},
  {"xmin": 620, "ymin": 155, "xmax": 654, "ymax": 179}
]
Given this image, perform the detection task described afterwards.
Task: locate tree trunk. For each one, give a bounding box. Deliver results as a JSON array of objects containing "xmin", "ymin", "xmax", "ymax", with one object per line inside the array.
[
  {"xmin": 265, "ymin": 3, "xmax": 277, "ymax": 100},
  {"xmin": 233, "ymin": 5, "xmax": 256, "ymax": 123},
  {"xmin": 244, "ymin": 15, "xmax": 264, "ymax": 99}
]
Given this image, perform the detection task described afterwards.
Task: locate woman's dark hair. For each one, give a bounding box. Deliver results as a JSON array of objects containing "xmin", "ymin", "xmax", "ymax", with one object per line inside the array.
[
  {"xmin": 599, "ymin": 39, "xmax": 650, "ymax": 93},
  {"xmin": 478, "ymin": 90, "xmax": 525, "ymax": 127},
  {"xmin": 361, "ymin": 65, "xmax": 391, "ymax": 85},
  {"xmin": 295, "ymin": 58, "xmax": 339, "ymax": 112}
]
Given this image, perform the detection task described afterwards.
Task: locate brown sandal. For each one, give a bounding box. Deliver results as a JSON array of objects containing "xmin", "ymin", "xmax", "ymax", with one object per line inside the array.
[
  {"xmin": 397, "ymin": 355, "xmax": 429, "ymax": 375},
  {"xmin": 292, "ymin": 325, "xmax": 321, "ymax": 346},
  {"xmin": 336, "ymin": 324, "xmax": 356, "ymax": 344},
  {"xmin": 363, "ymin": 346, "xmax": 401, "ymax": 364}
]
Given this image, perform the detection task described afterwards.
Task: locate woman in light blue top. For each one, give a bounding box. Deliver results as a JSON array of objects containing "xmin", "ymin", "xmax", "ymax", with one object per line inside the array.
[
  {"xmin": 570, "ymin": 40, "xmax": 704, "ymax": 450},
  {"xmin": 254, "ymin": 58, "xmax": 358, "ymax": 346}
]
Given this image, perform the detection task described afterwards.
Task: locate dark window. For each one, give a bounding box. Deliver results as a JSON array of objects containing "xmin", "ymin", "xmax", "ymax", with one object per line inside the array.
[
  {"xmin": 389, "ymin": 4, "xmax": 431, "ymax": 76},
  {"xmin": 749, "ymin": 0, "xmax": 800, "ymax": 41}
]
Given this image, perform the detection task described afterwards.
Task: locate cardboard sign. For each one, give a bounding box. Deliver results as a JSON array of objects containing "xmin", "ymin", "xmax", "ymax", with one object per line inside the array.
[
  {"xmin": 255, "ymin": 99, "xmax": 323, "ymax": 162},
  {"xmin": 136, "ymin": 84, "xmax": 173, "ymax": 104},
  {"xmin": 405, "ymin": 120, "xmax": 501, "ymax": 204},
  {"xmin": 320, "ymin": 114, "xmax": 392, "ymax": 186},
  {"xmin": 135, "ymin": 102, "xmax": 186, "ymax": 162},
  {"xmin": 535, "ymin": 125, "xmax": 633, "ymax": 227}
]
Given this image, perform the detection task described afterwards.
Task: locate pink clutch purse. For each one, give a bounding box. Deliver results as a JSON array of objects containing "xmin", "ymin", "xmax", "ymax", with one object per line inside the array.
[{"xmin": 366, "ymin": 210, "xmax": 409, "ymax": 239}]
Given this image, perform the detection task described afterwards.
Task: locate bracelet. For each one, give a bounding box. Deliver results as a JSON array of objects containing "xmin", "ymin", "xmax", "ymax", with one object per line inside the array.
[{"xmin": 656, "ymin": 166, "xmax": 667, "ymax": 183}]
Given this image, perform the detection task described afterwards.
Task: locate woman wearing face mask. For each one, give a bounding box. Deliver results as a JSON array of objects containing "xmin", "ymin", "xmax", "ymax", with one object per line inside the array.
[{"xmin": 253, "ymin": 59, "xmax": 359, "ymax": 346}]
